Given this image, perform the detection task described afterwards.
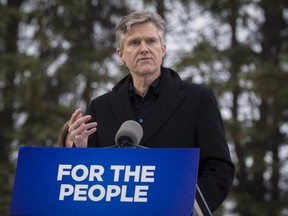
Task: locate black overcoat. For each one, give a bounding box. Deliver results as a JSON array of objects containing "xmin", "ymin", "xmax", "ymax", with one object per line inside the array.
[{"xmin": 87, "ymin": 67, "xmax": 234, "ymax": 212}]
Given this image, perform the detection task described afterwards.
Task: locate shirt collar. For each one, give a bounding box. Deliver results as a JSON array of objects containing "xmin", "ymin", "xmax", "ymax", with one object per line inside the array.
[{"xmin": 129, "ymin": 72, "xmax": 163, "ymax": 96}]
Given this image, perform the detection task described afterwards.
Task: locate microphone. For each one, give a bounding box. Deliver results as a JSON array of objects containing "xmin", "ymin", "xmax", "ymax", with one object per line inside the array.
[{"xmin": 114, "ymin": 120, "xmax": 146, "ymax": 148}]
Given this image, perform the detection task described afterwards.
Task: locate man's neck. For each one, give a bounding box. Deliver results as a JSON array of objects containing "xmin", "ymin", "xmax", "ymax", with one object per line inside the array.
[{"xmin": 132, "ymin": 73, "xmax": 160, "ymax": 97}]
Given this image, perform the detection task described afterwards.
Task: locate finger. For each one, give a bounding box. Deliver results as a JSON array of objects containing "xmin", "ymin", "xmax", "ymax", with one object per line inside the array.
[
  {"xmin": 71, "ymin": 125, "xmax": 97, "ymax": 147},
  {"xmin": 76, "ymin": 110, "xmax": 83, "ymax": 120},
  {"xmin": 69, "ymin": 108, "xmax": 82, "ymax": 127},
  {"xmin": 83, "ymin": 126, "xmax": 97, "ymax": 136},
  {"xmin": 69, "ymin": 118, "xmax": 96, "ymax": 137},
  {"xmin": 75, "ymin": 122, "xmax": 97, "ymax": 134},
  {"xmin": 69, "ymin": 115, "xmax": 92, "ymax": 132}
]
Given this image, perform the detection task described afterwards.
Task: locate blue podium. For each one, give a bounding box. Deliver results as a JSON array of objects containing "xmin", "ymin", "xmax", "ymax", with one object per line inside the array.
[{"xmin": 10, "ymin": 147, "xmax": 199, "ymax": 216}]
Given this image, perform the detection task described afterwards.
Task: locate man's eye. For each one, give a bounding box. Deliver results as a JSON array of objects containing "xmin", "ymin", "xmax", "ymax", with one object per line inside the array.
[
  {"xmin": 130, "ymin": 40, "xmax": 140, "ymax": 45},
  {"xmin": 147, "ymin": 39, "xmax": 156, "ymax": 44}
]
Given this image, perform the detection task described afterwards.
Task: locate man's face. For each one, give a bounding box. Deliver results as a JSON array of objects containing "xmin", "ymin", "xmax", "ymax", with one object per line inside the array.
[{"xmin": 117, "ymin": 22, "xmax": 166, "ymax": 78}]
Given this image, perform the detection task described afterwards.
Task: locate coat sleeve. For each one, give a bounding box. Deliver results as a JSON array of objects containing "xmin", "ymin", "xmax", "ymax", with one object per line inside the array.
[
  {"xmin": 196, "ymin": 89, "xmax": 235, "ymax": 212},
  {"xmin": 86, "ymin": 99, "xmax": 99, "ymax": 147}
]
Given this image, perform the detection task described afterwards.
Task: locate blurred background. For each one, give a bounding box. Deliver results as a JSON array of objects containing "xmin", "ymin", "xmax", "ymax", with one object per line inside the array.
[{"xmin": 1, "ymin": 0, "xmax": 288, "ymax": 215}]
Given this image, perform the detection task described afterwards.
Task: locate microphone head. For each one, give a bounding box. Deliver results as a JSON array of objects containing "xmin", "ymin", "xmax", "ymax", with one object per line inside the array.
[{"xmin": 115, "ymin": 120, "xmax": 143, "ymax": 146}]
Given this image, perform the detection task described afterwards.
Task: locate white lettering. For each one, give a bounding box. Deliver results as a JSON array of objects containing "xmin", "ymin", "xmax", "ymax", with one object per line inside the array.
[
  {"xmin": 106, "ymin": 185, "xmax": 121, "ymax": 201},
  {"xmin": 110, "ymin": 165, "xmax": 125, "ymax": 182},
  {"xmin": 57, "ymin": 164, "xmax": 105, "ymax": 182},
  {"xmin": 74, "ymin": 184, "xmax": 88, "ymax": 201},
  {"xmin": 89, "ymin": 165, "xmax": 104, "ymax": 182},
  {"xmin": 141, "ymin": 166, "xmax": 155, "ymax": 182},
  {"xmin": 124, "ymin": 166, "xmax": 140, "ymax": 182},
  {"xmin": 134, "ymin": 185, "xmax": 149, "ymax": 202},
  {"xmin": 59, "ymin": 184, "xmax": 149, "ymax": 202},
  {"xmin": 57, "ymin": 164, "xmax": 156, "ymax": 203},
  {"xmin": 88, "ymin": 185, "xmax": 105, "ymax": 201},
  {"xmin": 120, "ymin": 185, "xmax": 133, "ymax": 202},
  {"xmin": 57, "ymin": 164, "xmax": 72, "ymax": 181},
  {"xmin": 71, "ymin": 165, "xmax": 88, "ymax": 181},
  {"xmin": 110, "ymin": 165, "xmax": 155, "ymax": 183},
  {"xmin": 59, "ymin": 184, "xmax": 73, "ymax": 200}
]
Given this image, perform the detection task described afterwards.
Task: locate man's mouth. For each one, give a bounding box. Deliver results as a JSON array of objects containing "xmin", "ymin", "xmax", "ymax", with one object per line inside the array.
[{"xmin": 138, "ymin": 57, "xmax": 151, "ymax": 61}]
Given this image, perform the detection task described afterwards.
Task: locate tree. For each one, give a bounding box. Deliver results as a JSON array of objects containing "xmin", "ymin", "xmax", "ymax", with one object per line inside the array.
[
  {"xmin": 174, "ymin": 0, "xmax": 288, "ymax": 215},
  {"xmin": 1, "ymin": 0, "xmax": 287, "ymax": 215},
  {"xmin": 0, "ymin": 0, "xmax": 131, "ymax": 214},
  {"xmin": 0, "ymin": 0, "xmax": 24, "ymax": 214}
]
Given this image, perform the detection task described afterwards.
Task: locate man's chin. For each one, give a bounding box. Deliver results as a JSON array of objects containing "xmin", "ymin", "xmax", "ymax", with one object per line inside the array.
[
  {"xmin": 139, "ymin": 69, "xmax": 157, "ymax": 76},
  {"xmin": 138, "ymin": 65, "xmax": 158, "ymax": 73}
]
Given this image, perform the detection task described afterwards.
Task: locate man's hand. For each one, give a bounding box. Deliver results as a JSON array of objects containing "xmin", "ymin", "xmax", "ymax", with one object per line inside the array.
[{"xmin": 68, "ymin": 108, "xmax": 97, "ymax": 147}]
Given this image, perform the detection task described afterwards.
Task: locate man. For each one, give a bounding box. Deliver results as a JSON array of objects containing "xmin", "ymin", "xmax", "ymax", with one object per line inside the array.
[{"xmin": 68, "ymin": 11, "xmax": 234, "ymax": 213}]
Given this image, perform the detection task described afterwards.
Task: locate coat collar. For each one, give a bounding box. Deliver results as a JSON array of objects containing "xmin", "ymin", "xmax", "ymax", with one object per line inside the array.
[{"xmin": 109, "ymin": 67, "xmax": 185, "ymax": 146}]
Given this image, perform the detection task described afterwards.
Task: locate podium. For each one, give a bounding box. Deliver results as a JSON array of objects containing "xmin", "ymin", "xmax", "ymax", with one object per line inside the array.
[{"xmin": 10, "ymin": 146, "xmax": 200, "ymax": 216}]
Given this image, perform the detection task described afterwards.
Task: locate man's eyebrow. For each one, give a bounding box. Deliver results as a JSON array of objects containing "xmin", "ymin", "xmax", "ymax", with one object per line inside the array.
[
  {"xmin": 127, "ymin": 36, "xmax": 158, "ymax": 42},
  {"xmin": 128, "ymin": 37, "xmax": 141, "ymax": 41}
]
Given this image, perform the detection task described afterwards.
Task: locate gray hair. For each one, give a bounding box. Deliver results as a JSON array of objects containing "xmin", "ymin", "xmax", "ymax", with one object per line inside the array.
[{"xmin": 115, "ymin": 11, "xmax": 166, "ymax": 50}]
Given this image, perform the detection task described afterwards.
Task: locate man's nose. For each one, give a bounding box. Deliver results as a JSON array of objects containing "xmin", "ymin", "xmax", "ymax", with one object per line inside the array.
[{"xmin": 139, "ymin": 41, "xmax": 149, "ymax": 54}]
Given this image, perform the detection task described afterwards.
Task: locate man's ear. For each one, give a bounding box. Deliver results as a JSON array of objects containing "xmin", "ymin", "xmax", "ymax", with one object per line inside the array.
[
  {"xmin": 116, "ymin": 48, "xmax": 123, "ymax": 59},
  {"xmin": 116, "ymin": 48, "xmax": 126, "ymax": 64},
  {"xmin": 162, "ymin": 44, "xmax": 166, "ymax": 57}
]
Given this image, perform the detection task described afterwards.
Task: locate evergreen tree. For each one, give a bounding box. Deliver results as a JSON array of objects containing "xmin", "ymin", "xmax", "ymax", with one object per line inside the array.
[
  {"xmin": 0, "ymin": 0, "xmax": 24, "ymax": 214},
  {"xmin": 175, "ymin": 0, "xmax": 288, "ymax": 215},
  {"xmin": 0, "ymin": 0, "xmax": 131, "ymax": 214},
  {"xmin": 1, "ymin": 0, "xmax": 287, "ymax": 215}
]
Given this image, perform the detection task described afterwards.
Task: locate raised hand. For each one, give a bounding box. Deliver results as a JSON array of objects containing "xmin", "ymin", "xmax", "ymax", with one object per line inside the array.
[{"xmin": 68, "ymin": 108, "xmax": 97, "ymax": 147}]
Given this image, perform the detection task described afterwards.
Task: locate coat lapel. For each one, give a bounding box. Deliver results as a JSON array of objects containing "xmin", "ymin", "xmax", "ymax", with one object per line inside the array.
[
  {"xmin": 109, "ymin": 78, "xmax": 135, "ymax": 124},
  {"xmin": 108, "ymin": 68, "xmax": 185, "ymax": 147},
  {"xmin": 140, "ymin": 76, "xmax": 185, "ymax": 146}
]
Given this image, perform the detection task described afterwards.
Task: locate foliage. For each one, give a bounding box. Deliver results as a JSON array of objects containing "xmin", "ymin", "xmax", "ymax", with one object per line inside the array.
[
  {"xmin": 0, "ymin": 0, "xmax": 130, "ymax": 215},
  {"xmin": 176, "ymin": 0, "xmax": 288, "ymax": 215},
  {"xmin": 0, "ymin": 0, "xmax": 287, "ymax": 215}
]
